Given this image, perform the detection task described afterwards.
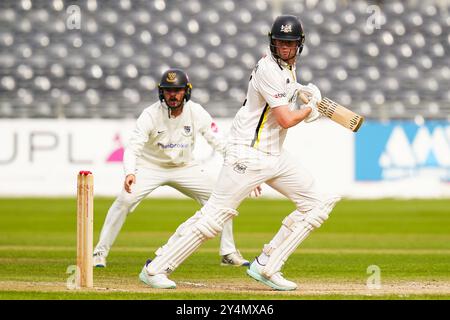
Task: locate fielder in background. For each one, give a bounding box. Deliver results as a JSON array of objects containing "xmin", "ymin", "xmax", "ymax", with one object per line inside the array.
[
  {"xmin": 139, "ymin": 15, "xmax": 340, "ymax": 290},
  {"xmin": 93, "ymin": 68, "xmax": 253, "ymax": 268}
]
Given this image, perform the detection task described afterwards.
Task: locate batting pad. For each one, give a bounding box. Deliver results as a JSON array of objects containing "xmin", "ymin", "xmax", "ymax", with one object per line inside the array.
[
  {"xmin": 262, "ymin": 196, "xmax": 340, "ymax": 278},
  {"xmin": 146, "ymin": 208, "xmax": 238, "ymax": 275}
]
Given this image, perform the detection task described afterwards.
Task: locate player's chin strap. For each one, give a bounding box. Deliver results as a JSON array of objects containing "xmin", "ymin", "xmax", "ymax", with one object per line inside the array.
[
  {"xmin": 163, "ymin": 100, "xmax": 184, "ymax": 119},
  {"xmin": 261, "ymin": 195, "xmax": 341, "ymax": 278},
  {"xmin": 275, "ymin": 53, "xmax": 297, "ymax": 70},
  {"xmin": 270, "ymin": 45, "xmax": 298, "ymax": 69}
]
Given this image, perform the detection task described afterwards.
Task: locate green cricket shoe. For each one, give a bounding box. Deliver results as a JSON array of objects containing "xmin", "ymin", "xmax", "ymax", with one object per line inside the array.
[{"xmin": 246, "ymin": 259, "xmax": 297, "ymax": 291}]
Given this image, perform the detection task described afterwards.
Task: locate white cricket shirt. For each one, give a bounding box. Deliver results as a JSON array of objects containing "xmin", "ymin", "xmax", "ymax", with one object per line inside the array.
[
  {"xmin": 123, "ymin": 100, "xmax": 225, "ymax": 175},
  {"xmin": 229, "ymin": 50, "xmax": 300, "ymax": 155}
]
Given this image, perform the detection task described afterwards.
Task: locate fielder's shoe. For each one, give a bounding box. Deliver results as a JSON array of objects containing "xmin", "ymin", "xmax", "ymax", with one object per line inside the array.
[
  {"xmin": 93, "ymin": 252, "xmax": 106, "ymax": 268},
  {"xmin": 221, "ymin": 251, "xmax": 250, "ymax": 267},
  {"xmin": 139, "ymin": 259, "xmax": 176, "ymax": 289},
  {"xmin": 246, "ymin": 258, "xmax": 297, "ymax": 291}
]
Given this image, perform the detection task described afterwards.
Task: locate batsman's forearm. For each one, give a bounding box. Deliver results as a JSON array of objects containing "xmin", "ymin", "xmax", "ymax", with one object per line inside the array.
[{"xmin": 281, "ymin": 108, "xmax": 312, "ymax": 128}]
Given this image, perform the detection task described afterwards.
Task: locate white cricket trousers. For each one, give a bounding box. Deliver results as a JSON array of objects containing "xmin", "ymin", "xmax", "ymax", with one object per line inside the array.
[
  {"xmin": 207, "ymin": 145, "xmax": 324, "ymax": 211},
  {"xmin": 94, "ymin": 163, "xmax": 238, "ymax": 257},
  {"xmin": 145, "ymin": 144, "xmax": 338, "ymax": 276},
  {"xmin": 203, "ymin": 144, "xmax": 332, "ymax": 255}
]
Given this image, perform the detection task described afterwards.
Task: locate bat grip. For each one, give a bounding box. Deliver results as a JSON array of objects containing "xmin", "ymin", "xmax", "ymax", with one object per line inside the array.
[{"xmin": 299, "ymin": 93, "xmax": 310, "ymax": 104}]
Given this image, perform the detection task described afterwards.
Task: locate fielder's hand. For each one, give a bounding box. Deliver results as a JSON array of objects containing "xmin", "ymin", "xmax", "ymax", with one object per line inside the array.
[{"xmin": 124, "ymin": 174, "xmax": 136, "ymax": 193}]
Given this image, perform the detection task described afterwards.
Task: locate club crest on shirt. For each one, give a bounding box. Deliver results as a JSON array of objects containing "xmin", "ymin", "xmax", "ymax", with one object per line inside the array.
[
  {"xmin": 183, "ymin": 125, "xmax": 192, "ymax": 136},
  {"xmin": 233, "ymin": 163, "xmax": 247, "ymax": 174}
]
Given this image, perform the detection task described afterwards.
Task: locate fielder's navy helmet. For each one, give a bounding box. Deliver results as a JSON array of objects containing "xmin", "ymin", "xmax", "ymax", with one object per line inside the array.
[{"xmin": 158, "ymin": 68, "xmax": 192, "ymax": 102}]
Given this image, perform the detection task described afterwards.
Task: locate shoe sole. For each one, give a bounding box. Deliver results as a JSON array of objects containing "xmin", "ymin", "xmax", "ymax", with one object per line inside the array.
[
  {"xmin": 220, "ymin": 262, "xmax": 250, "ymax": 267},
  {"xmin": 246, "ymin": 268, "xmax": 297, "ymax": 291},
  {"xmin": 139, "ymin": 270, "xmax": 176, "ymax": 289},
  {"xmin": 94, "ymin": 264, "xmax": 106, "ymax": 268}
]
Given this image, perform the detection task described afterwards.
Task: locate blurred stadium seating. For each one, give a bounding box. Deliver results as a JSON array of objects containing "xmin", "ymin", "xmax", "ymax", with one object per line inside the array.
[{"xmin": 0, "ymin": 0, "xmax": 449, "ymax": 119}]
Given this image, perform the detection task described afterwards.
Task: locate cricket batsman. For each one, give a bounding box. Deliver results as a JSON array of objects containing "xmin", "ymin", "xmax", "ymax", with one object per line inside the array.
[
  {"xmin": 93, "ymin": 68, "xmax": 254, "ymax": 268},
  {"xmin": 139, "ymin": 15, "xmax": 340, "ymax": 290}
]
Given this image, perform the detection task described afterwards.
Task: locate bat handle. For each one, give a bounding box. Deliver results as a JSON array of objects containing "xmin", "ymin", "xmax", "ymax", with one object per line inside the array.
[{"xmin": 299, "ymin": 93, "xmax": 310, "ymax": 104}]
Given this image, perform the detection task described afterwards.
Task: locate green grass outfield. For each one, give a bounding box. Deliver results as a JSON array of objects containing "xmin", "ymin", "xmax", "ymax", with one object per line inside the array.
[{"xmin": 0, "ymin": 198, "xmax": 449, "ymax": 300}]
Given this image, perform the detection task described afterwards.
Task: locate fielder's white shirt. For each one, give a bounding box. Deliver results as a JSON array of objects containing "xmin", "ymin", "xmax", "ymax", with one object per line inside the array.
[
  {"xmin": 229, "ymin": 50, "xmax": 300, "ymax": 155},
  {"xmin": 123, "ymin": 100, "xmax": 225, "ymax": 175}
]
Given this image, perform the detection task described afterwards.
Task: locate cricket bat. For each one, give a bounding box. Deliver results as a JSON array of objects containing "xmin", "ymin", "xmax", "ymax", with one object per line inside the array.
[{"xmin": 299, "ymin": 93, "xmax": 364, "ymax": 132}]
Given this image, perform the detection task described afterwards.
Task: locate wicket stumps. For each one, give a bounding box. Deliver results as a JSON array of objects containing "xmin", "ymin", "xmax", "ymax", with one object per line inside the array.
[{"xmin": 76, "ymin": 171, "xmax": 94, "ymax": 288}]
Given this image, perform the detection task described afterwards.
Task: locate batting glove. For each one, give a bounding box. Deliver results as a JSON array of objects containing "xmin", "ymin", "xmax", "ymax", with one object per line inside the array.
[
  {"xmin": 303, "ymin": 98, "xmax": 321, "ymax": 123},
  {"xmin": 295, "ymin": 83, "xmax": 322, "ymax": 123}
]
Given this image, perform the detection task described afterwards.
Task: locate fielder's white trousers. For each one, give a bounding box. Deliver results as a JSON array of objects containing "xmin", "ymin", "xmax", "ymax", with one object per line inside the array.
[{"xmin": 94, "ymin": 163, "xmax": 238, "ymax": 257}]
